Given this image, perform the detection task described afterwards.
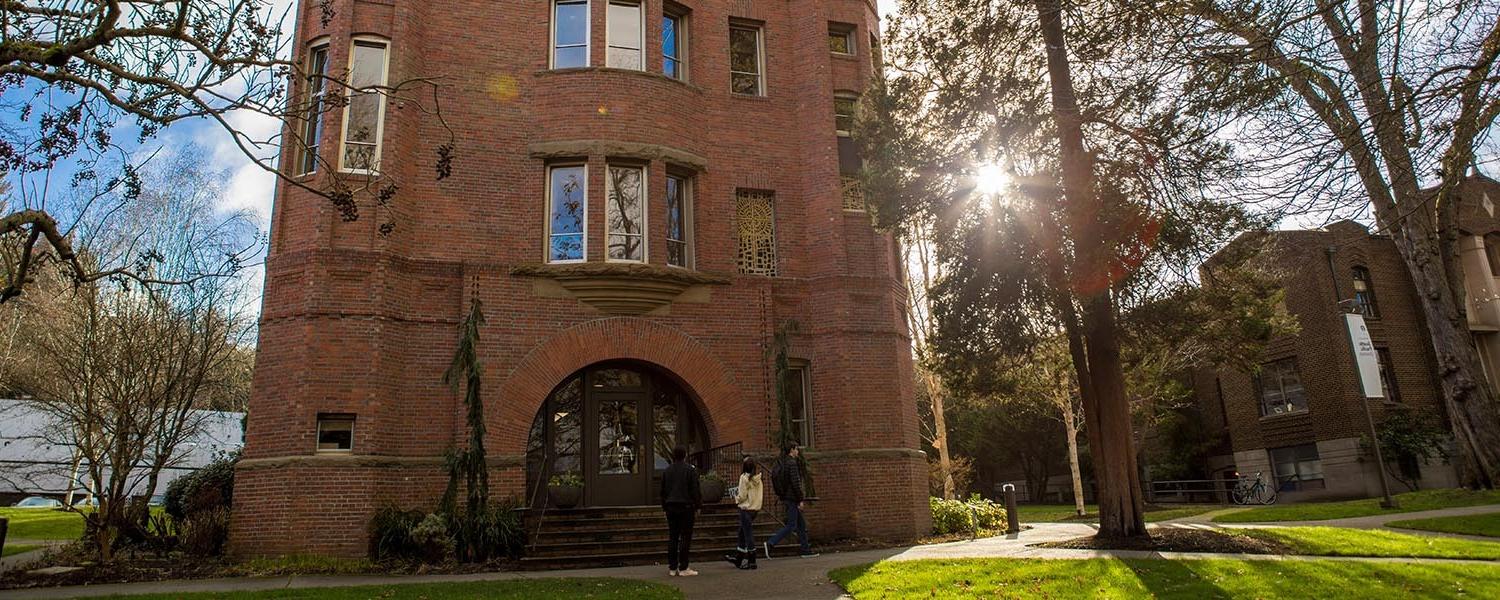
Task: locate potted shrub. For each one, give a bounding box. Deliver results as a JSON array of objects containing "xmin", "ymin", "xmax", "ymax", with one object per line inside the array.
[
  {"xmin": 548, "ymin": 472, "xmax": 583, "ymax": 509},
  {"xmin": 700, "ymin": 471, "xmax": 726, "ymax": 504}
]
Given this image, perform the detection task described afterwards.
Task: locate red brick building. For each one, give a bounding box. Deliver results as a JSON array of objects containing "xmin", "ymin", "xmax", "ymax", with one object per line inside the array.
[{"xmin": 229, "ymin": 0, "xmax": 929, "ymax": 557}]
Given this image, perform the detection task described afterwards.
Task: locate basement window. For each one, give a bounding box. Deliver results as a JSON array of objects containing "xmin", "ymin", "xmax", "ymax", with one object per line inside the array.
[{"xmin": 317, "ymin": 414, "xmax": 355, "ymax": 452}]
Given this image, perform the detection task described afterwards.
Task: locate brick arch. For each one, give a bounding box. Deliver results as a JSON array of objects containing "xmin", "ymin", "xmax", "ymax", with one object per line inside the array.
[{"xmin": 494, "ymin": 318, "xmax": 746, "ymax": 454}]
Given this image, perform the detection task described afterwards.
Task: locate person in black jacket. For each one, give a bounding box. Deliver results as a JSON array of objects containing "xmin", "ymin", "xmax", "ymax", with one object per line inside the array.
[
  {"xmin": 660, "ymin": 445, "xmax": 701, "ymax": 576},
  {"xmin": 764, "ymin": 444, "xmax": 818, "ymax": 558}
]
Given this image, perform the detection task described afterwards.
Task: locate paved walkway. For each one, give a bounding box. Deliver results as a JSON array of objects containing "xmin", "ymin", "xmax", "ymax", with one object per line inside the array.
[
  {"xmin": 8, "ymin": 518, "xmax": 1500, "ymax": 600},
  {"xmin": 1, "ymin": 539, "xmax": 65, "ymax": 572},
  {"xmin": 1156, "ymin": 503, "xmax": 1500, "ymax": 542}
]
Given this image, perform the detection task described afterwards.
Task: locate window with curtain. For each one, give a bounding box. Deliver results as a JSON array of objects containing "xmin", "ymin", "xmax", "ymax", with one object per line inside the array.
[{"xmin": 607, "ymin": 1, "xmax": 644, "ymax": 69}]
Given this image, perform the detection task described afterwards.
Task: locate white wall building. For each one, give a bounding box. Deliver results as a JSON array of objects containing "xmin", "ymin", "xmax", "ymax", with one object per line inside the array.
[{"xmin": 0, "ymin": 398, "xmax": 244, "ymax": 503}]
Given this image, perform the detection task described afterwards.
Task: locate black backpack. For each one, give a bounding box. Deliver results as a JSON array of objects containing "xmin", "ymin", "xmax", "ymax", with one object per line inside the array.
[{"xmin": 771, "ymin": 459, "xmax": 791, "ymax": 498}]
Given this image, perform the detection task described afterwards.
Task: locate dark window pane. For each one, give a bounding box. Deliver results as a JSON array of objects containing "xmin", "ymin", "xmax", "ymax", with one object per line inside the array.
[
  {"xmin": 598, "ymin": 399, "xmax": 638, "ymax": 475},
  {"xmin": 553, "ymin": 378, "xmax": 582, "ymax": 475},
  {"xmin": 594, "ymin": 368, "xmax": 644, "ymax": 389},
  {"xmin": 317, "ymin": 416, "xmax": 354, "ymax": 451},
  {"xmin": 653, "ymin": 389, "xmax": 679, "ymax": 470}
]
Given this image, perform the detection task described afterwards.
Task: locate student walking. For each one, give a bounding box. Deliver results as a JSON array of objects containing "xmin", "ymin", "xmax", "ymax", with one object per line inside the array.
[
  {"xmin": 660, "ymin": 445, "xmax": 701, "ymax": 576},
  {"xmin": 764, "ymin": 444, "xmax": 818, "ymax": 558},
  {"xmin": 724, "ymin": 455, "xmax": 763, "ymax": 569}
]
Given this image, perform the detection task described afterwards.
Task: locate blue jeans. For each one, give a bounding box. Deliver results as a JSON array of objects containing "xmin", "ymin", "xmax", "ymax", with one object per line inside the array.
[
  {"xmin": 767, "ymin": 500, "xmax": 809, "ymax": 553},
  {"xmin": 737, "ymin": 509, "xmax": 757, "ymax": 551}
]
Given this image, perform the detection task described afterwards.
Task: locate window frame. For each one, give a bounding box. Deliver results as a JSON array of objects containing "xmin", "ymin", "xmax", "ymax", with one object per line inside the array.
[
  {"xmin": 1256, "ymin": 357, "xmax": 1309, "ymax": 417},
  {"xmin": 316, "ymin": 414, "xmax": 356, "ymax": 453},
  {"xmin": 1376, "ymin": 347, "xmax": 1401, "ymax": 402},
  {"xmin": 728, "ymin": 22, "xmax": 765, "ymax": 96},
  {"xmin": 297, "ymin": 41, "xmax": 330, "ymax": 176},
  {"xmin": 337, "ymin": 36, "xmax": 391, "ymax": 175},
  {"xmin": 662, "ymin": 7, "xmax": 687, "ymax": 80},
  {"xmin": 1351, "ymin": 266, "xmax": 1380, "ymax": 319},
  {"xmin": 546, "ymin": 163, "xmax": 590, "ymax": 264},
  {"xmin": 665, "ymin": 173, "xmax": 694, "ymax": 269},
  {"xmin": 606, "ymin": 0, "xmax": 645, "ymax": 70},
  {"xmin": 604, "ymin": 163, "xmax": 648, "ymax": 263},
  {"xmin": 785, "ymin": 361, "xmax": 814, "ymax": 448},
  {"xmin": 828, "ymin": 23, "xmax": 856, "ymax": 56},
  {"xmin": 834, "ymin": 93, "xmax": 858, "ymax": 137},
  {"xmin": 551, "ymin": 0, "xmax": 592, "ymax": 69},
  {"xmin": 1268, "ymin": 443, "xmax": 1325, "ymax": 492}
]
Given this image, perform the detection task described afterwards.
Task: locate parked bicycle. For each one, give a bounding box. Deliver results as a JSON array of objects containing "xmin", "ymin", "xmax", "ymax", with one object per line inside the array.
[{"xmin": 1231, "ymin": 471, "xmax": 1278, "ymax": 505}]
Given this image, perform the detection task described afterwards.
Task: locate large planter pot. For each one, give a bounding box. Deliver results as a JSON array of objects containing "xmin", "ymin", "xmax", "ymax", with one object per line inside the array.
[
  {"xmin": 548, "ymin": 485, "xmax": 582, "ymax": 509},
  {"xmin": 701, "ymin": 479, "xmax": 726, "ymax": 504}
]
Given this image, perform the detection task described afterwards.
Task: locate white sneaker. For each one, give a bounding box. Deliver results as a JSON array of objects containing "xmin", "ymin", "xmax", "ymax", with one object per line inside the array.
[
  {"xmin": 678, "ymin": 568, "xmax": 700, "ymax": 577},
  {"xmin": 669, "ymin": 569, "xmax": 679, "ymax": 576}
]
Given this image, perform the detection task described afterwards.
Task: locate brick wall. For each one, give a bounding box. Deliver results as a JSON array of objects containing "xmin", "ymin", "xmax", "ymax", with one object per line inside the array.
[{"xmin": 232, "ymin": 0, "xmax": 929, "ymax": 557}]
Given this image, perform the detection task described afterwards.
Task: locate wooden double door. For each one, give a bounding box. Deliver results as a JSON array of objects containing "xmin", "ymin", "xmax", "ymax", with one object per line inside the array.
[{"xmin": 528, "ymin": 362, "xmax": 707, "ymax": 507}]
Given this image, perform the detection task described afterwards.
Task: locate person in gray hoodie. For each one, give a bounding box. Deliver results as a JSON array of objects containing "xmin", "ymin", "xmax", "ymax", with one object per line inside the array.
[{"xmin": 724, "ymin": 456, "xmax": 763, "ymax": 569}]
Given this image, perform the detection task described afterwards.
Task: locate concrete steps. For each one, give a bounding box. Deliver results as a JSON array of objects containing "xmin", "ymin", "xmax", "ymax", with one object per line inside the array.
[{"xmin": 520, "ymin": 504, "xmax": 798, "ymax": 569}]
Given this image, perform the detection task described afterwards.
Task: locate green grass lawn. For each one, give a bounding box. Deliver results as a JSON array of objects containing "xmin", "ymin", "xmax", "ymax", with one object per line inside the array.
[
  {"xmin": 1213, "ymin": 489, "xmax": 1500, "ymax": 523},
  {"xmin": 1016, "ymin": 504, "xmax": 1221, "ymax": 523},
  {"xmin": 2, "ymin": 543, "xmax": 41, "ymax": 557},
  {"xmin": 0, "ymin": 507, "xmax": 85, "ymax": 540},
  {"xmin": 85, "ymin": 579, "xmax": 680, "ymax": 600},
  {"xmin": 830, "ymin": 558, "xmax": 1500, "ymax": 599},
  {"xmin": 1235, "ymin": 526, "xmax": 1500, "ymax": 560},
  {"xmin": 1389, "ymin": 511, "xmax": 1500, "ymax": 538}
]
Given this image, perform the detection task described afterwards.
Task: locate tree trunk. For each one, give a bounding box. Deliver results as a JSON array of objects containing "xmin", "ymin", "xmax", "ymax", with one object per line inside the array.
[
  {"xmin": 1062, "ymin": 399, "xmax": 1086, "ymax": 515},
  {"xmin": 926, "ymin": 370, "xmax": 957, "ymax": 499},
  {"xmin": 1033, "ymin": 0, "xmax": 1148, "ymax": 538}
]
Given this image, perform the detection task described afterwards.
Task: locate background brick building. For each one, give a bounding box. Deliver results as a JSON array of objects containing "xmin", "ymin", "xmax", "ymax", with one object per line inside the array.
[
  {"xmin": 231, "ymin": 0, "xmax": 930, "ymax": 557},
  {"xmin": 1191, "ymin": 174, "xmax": 1500, "ymax": 502}
]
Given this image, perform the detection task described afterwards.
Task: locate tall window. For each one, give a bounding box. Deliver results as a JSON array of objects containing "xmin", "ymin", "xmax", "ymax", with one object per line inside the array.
[
  {"xmin": 548, "ymin": 165, "xmax": 588, "ymax": 263},
  {"xmin": 1256, "ymin": 358, "xmax": 1308, "ymax": 416},
  {"xmin": 606, "ymin": 165, "xmax": 646, "ymax": 262},
  {"xmin": 828, "ymin": 24, "xmax": 854, "ymax": 55},
  {"xmin": 834, "ymin": 95, "xmax": 858, "ymax": 136},
  {"xmin": 837, "ymin": 94, "xmax": 864, "ymax": 210},
  {"xmin": 869, "ymin": 33, "xmax": 881, "ymax": 70},
  {"xmin": 552, "ymin": 0, "xmax": 590, "ymax": 68},
  {"xmin": 1377, "ymin": 347, "xmax": 1401, "ymax": 402},
  {"xmin": 662, "ymin": 11, "xmax": 685, "ymax": 79},
  {"xmin": 666, "ymin": 175, "xmax": 692, "ymax": 268},
  {"xmin": 735, "ymin": 189, "xmax": 777, "ymax": 276},
  {"xmin": 783, "ymin": 363, "xmax": 813, "ymax": 447},
  {"xmin": 1352, "ymin": 266, "xmax": 1379, "ymax": 318},
  {"xmin": 1269, "ymin": 444, "xmax": 1325, "ymax": 491},
  {"xmin": 298, "ymin": 44, "xmax": 329, "ymax": 175},
  {"xmin": 1486, "ymin": 233, "xmax": 1500, "ymax": 276},
  {"xmin": 341, "ymin": 39, "xmax": 389, "ymax": 173},
  {"xmin": 729, "ymin": 23, "xmax": 764, "ymax": 96},
  {"xmin": 607, "ymin": 1, "xmax": 644, "ymax": 70}
]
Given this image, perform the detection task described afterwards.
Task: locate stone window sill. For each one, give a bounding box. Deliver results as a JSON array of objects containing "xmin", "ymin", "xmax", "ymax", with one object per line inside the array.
[{"xmin": 512, "ymin": 262, "xmax": 730, "ymax": 315}]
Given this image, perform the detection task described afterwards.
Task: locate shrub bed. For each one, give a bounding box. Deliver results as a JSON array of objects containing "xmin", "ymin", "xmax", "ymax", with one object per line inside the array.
[{"xmin": 930, "ymin": 495, "xmax": 1007, "ymax": 535}]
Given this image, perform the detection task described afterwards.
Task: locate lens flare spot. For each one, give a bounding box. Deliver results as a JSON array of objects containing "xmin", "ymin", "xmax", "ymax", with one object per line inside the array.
[{"xmin": 489, "ymin": 74, "xmax": 519, "ymax": 102}]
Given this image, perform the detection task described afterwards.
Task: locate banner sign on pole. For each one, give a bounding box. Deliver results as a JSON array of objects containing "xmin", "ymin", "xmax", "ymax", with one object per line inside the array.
[{"xmin": 1344, "ymin": 313, "xmax": 1383, "ymax": 399}]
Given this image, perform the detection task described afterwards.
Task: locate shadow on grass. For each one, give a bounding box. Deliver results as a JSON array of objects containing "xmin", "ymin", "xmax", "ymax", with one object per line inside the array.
[{"xmin": 1124, "ymin": 559, "xmax": 1232, "ymax": 599}]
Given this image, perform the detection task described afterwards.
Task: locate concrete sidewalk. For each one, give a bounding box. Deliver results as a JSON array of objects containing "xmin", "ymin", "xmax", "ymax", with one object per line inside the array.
[
  {"xmin": 1157, "ymin": 503, "xmax": 1500, "ymax": 542},
  {"xmin": 7, "ymin": 520, "xmax": 1500, "ymax": 600}
]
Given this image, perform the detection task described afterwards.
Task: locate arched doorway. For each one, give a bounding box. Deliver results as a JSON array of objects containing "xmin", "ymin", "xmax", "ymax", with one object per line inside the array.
[{"xmin": 526, "ymin": 361, "xmax": 709, "ymax": 507}]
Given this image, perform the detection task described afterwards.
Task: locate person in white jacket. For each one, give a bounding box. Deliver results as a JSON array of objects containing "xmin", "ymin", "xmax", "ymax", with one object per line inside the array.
[{"xmin": 724, "ymin": 456, "xmax": 763, "ymax": 569}]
